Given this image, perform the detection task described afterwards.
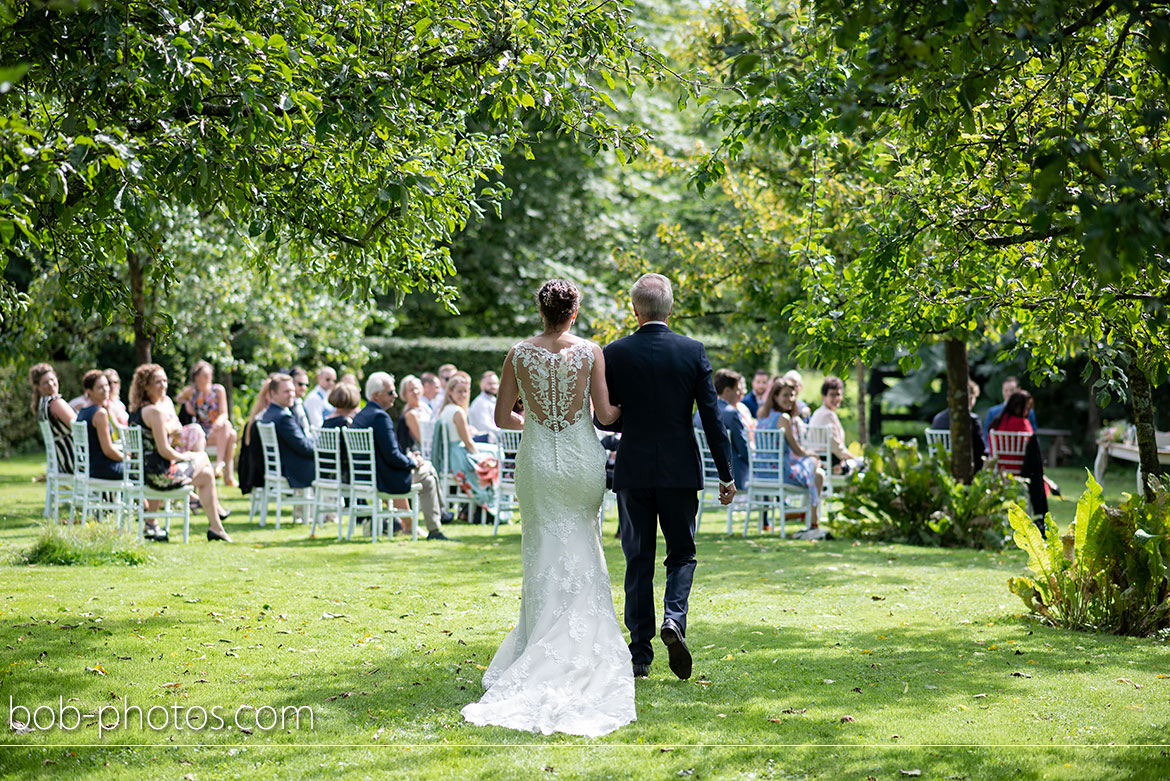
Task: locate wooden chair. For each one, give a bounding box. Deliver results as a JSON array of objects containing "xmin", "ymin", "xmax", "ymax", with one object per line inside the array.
[
  {"xmin": 309, "ymin": 426, "xmax": 346, "ymax": 539},
  {"xmin": 70, "ymin": 420, "xmax": 129, "ymax": 529},
  {"xmin": 925, "ymin": 428, "xmax": 951, "ymax": 458},
  {"xmin": 746, "ymin": 429, "xmax": 814, "ymax": 537},
  {"xmin": 122, "ymin": 425, "xmax": 195, "ymax": 543},
  {"xmin": 256, "ymin": 422, "xmax": 315, "ymax": 529},
  {"xmin": 694, "ymin": 428, "xmax": 744, "ymax": 534},
  {"xmin": 342, "ymin": 427, "xmax": 420, "ymax": 541},
  {"xmin": 39, "ymin": 420, "xmax": 75, "ymax": 523},
  {"xmin": 496, "ymin": 428, "xmax": 523, "ymax": 531}
]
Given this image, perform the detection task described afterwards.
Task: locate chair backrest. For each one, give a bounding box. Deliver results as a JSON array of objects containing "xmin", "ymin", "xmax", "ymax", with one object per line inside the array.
[
  {"xmin": 1157, "ymin": 431, "xmax": 1170, "ymax": 450},
  {"xmin": 311, "ymin": 426, "xmax": 342, "ymax": 484},
  {"xmin": 121, "ymin": 425, "xmax": 146, "ymax": 487},
  {"xmin": 988, "ymin": 430, "xmax": 1031, "ymax": 474},
  {"xmin": 803, "ymin": 424, "xmax": 833, "ymax": 476},
  {"xmin": 749, "ymin": 428, "xmax": 785, "ymax": 485},
  {"xmin": 39, "ymin": 420, "xmax": 60, "ymax": 477},
  {"xmin": 419, "ymin": 419, "xmax": 436, "ymax": 461},
  {"xmin": 925, "ymin": 428, "xmax": 951, "ymax": 456},
  {"xmin": 498, "ymin": 429, "xmax": 523, "ymax": 487},
  {"xmin": 70, "ymin": 421, "xmax": 90, "ymax": 478},
  {"xmin": 694, "ymin": 428, "xmax": 723, "ymax": 488},
  {"xmin": 256, "ymin": 422, "xmax": 283, "ymax": 483},
  {"xmin": 342, "ymin": 427, "xmax": 376, "ymax": 490}
]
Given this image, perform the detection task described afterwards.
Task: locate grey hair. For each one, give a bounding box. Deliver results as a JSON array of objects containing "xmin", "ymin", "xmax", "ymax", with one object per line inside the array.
[
  {"xmin": 364, "ymin": 371, "xmax": 395, "ymax": 402},
  {"xmin": 631, "ymin": 273, "xmax": 673, "ymax": 321}
]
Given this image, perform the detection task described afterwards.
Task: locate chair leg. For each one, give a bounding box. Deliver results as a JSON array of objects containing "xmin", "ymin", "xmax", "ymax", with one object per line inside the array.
[
  {"xmin": 183, "ymin": 497, "xmax": 190, "ymax": 544},
  {"xmin": 412, "ymin": 494, "xmax": 420, "ymax": 542}
]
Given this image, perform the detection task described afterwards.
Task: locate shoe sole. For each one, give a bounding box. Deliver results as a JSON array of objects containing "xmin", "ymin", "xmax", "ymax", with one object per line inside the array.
[{"xmin": 660, "ymin": 625, "xmax": 692, "ymax": 680}]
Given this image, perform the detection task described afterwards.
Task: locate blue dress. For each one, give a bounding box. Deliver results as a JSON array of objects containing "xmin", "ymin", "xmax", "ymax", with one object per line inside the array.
[
  {"xmin": 77, "ymin": 405, "xmax": 123, "ymax": 479},
  {"xmin": 757, "ymin": 412, "xmax": 818, "ymax": 502}
]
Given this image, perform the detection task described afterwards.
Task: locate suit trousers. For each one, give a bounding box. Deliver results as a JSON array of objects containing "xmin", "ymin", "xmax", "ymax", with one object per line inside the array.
[
  {"xmin": 618, "ymin": 486, "xmax": 699, "ymax": 666},
  {"xmin": 413, "ymin": 462, "xmax": 443, "ymax": 532}
]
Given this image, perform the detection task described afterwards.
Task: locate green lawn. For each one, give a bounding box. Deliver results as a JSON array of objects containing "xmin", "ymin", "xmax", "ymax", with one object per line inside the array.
[{"xmin": 2, "ymin": 454, "xmax": 1169, "ymax": 779}]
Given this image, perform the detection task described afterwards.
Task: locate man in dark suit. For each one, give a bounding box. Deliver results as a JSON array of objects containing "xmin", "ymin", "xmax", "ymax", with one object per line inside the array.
[
  {"xmin": 601, "ymin": 273, "xmax": 735, "ymax": 681},
  {"xmin": 350, "ymin": 371, "xmax": 448, "ymax": 540},
  {"xmin": 261, "ymin": 373, "xmax": 316, "ymax": 490}
]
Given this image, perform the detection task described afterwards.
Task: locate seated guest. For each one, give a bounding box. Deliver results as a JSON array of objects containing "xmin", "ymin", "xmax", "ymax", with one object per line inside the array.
[
  {"xmin": 290, "ymin": 367, "xmax": 312, "ymax": 433},
  {"xmin": 744, "ymin": 369, "xmax": 770, "ymax": 419},
  {"xmin": 260, "ymin": 373, "xmax": 316, "ymax": 493},
  {"xmin": 467, "ymin": 370, "xmax": 500, "ymax": 443},
  {"xmin": 989, "ymin": 390, "xmax": 1049, "ymax": 530},
  {"xmin": 128, "ymin": 364, "xmax": 232, "ymax": 542},
  {"xmin": 694, "ymin": 368, "xmax": 750, "ymax": 490},
  {"xmin": 176, "ymin": 360, "xmax": 238, "ymax": 486},
  {"xmin": 396, "ymin": 374, "xmax": 430, "ymax": 453},
  {"xmin": 76, "ymin": 370, "xmax": 124, "ymax": 480},
  {"xmin": 809, "ymin": 377, "xmax": 864, "ymax": 475},
  {"xmin": 930, "ymin": 378, "xmax": 986, "ymax": 474},
  {"xmin": 429, "ymin": 363, "xmax": 458, "ymax": 413},
  {"xmin": 983, "ymin": 375, "xmax": 1037, "ymax": 447},
  {"xmin": 322, "ymin": 380, "xmax": 360, "ymax": 481},
  {"xmin": 303, "ymin": 366, "xmax": 337, "ymax": 428},
  {"xmin": 104, "ymin": 369, "xmax": 129, "ymax": 427},
  {"xmin": 30, "ymin": 362, "xmax": 76, "ymax": 474},
  {"xmin": 237, "ymin": 375, "xmax": 275, "ymax": 497},
  {"xmin": 340, "ymin": 372, "xmax": 359, "ymax": 387},
  {"xmin": 351, "ymin": 372, "xmax": 448, "ymax": 540},
  {"xmin": 782, "ymin": 370, "xmax": 812, "ymax": 423},
  {"xmin": 434, "ymin": 374, "xmax": 498, "ymax": 515},
  {"xmin": 758, "ymin": 376, "xmax": 825, "ymax": 526},
  {"xmin": 420, "ymin": 372, "xmax": 442, "ymax": 414}
]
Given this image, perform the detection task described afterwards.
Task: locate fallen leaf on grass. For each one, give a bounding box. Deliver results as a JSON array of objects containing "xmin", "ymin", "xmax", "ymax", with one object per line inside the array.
[
  {"xmin": 9, "ymin": 720, "xmax": 32, "ymax": 734},
  {"xmin": 86, "ymin": 663, "xmax": 108, "ymax": 676},
  {"xmin": 1116, "ymin": 678, "xmax": 1142, "ymax": 689},
  {"xmin": 900, "ymin": 771, "xmax": 922, "ymax": 777},
  {"xmin": 974, "ymin": 693, "xmax": 987, "ymax": 699},
  {"xmin": 852, "ymin": 687, "xmax": 863, "ymax": 694},
  {"xmin": 840, "ymin": 715, "xmax": 855, "ymax": 723},
  {"xmin": 781, "ymin": 708, "xmax": 807, "ymax": 715},
  {"xmin": 325, "ymin": 692, "xmax": 356, "ymax": 701},
  {"xmin": 871, "ymin": 595, "xmax": 885, "ymax": 601},
  {"xmin": 659, "ymin": 747, "xmax": 674, "ymax": 753},
  {"xmin": 1010, "ymin": 672, "xmax": 1032, "ymax": 678},
  {"xmin": 321, "ymin": 612, "xmax": 346, "ymax": 620}
]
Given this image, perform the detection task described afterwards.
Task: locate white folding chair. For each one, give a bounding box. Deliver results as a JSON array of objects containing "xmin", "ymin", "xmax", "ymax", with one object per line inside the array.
[
  {"xmin": 746, "ymin": 429, "xmax": 814, "ymax": 537},
  {"xmin": 988, "ymin": 430, "xmax": 1032, "ymax": 476},
  {"xmin": 39, "ymin": 419, "xmax": 75, "ymax": 523},
  {"xmin": 925, "ymin": 428, "xmax": 951, "ymax": 458},
  {"xmin": 122, "ymin": 425, "xmax": 195, "ymax": 543},
  {"xmin": 256, "ymin": 422, "xmax": 315, "ymax": 529},
  {"xmin": 430, "ymin": 420, "xmax": 477, "ymax": 521},
  {"xmin": 418, "ymin": 419, "xmax": 435, "ymax": 462},
  {"xmin": 694, "ymin": 428, "xmax": 743, "ymax": 534},
  {"xmin": 342, "ymin": 427, "xmax": 420, "ymax": 541},
  {"xmin": 70, "ymin": 421, "xmax": 128, "ymax": 529},
  {"xmin": 496, "ymin": 429, "xmax": 523, "ymax": 531},
  {"xmin": 309, "ymin": 426, "xmax": 346, "ymax": 539},
  {"xmin": 802, "ymin": 424, "xmax": 835, "ymax": 523}
]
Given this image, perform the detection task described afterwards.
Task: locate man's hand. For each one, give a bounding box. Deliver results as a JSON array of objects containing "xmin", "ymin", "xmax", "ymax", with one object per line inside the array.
[{"xmin": 718, "ymin": 482, "xmax": 736, "ymax": 505}]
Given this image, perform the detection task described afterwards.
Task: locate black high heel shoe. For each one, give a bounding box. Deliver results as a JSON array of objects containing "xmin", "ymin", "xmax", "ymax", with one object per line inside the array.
[
  {"xmin": 217, "ymin": 506, "xmax": 231, "ymax": 520},
  {"xmin": 207, "ymin": 528, "xmax": 232, "ymax": 542}
]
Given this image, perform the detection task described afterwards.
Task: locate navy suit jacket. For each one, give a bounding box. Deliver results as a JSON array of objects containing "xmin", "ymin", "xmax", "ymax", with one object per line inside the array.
[
  {"xmin": 695, "ymin": 397, "xmax": 749, "ymax": 490},
  {"xmin": 601, "ymin": 323, "xmax": 733, "ymax": 490},
  {"xmin": 350, "ymin": 401, "xmax": 414, "ymax": 495},
  {"xmin": 261, "ymin": 403, "xmax": 315, "ymax": 488}
]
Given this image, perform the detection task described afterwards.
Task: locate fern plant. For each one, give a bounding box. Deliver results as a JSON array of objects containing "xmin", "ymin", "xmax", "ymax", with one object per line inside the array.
[{"xmin": 1008, "ymin": 473, "xmax": 1170, "ymax": 636}]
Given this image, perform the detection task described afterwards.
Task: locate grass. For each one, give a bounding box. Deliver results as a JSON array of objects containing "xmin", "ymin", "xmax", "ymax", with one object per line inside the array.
[{"xmin": 2, "ymin": 453, "xmax": 1170, "ymax": 779}]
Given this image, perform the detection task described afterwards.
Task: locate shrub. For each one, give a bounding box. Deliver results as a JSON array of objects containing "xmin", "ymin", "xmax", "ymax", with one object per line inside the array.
[
  {"xmin": 836, "ymin": 438, "xmax": 1026, "ymax": 549},
  {"xmin": 1007, "ymin": 474, "xmax": 1170, "ymax": 636},
  {"xmin": 18, "ymin": 522, "xmax": 153, "ymax": 567}
]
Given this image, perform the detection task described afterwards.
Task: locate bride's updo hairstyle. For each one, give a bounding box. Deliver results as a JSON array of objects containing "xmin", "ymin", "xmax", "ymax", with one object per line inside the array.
[{"xmin": 537, "ymin": 279, "xmax": 580, "ymax": 326}]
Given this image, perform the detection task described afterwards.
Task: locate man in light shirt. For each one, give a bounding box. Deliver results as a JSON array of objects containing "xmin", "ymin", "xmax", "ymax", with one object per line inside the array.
[
  {"xmin": 809, "ymin": 376, "xmax": 864, "ymax": 475},
  {"xmin": 303, "ymin": 366, "xmax": 337, "ymax": 428},
  {"xmin": 428, "ymin": 364, "xmax": 458, "ymax": 413},
  {"xmin": 468, "ymin": 370, "xmax": 500, "ymax": 443}
]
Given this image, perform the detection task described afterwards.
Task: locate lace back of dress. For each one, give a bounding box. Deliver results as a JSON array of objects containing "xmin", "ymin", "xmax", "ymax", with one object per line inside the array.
[{"xmin": 512, "ymin": 342, "xmax": 593, "ymax": 433}]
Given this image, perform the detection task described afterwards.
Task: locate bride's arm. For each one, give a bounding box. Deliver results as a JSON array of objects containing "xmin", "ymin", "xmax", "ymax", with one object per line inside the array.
[
  {"xmin": 590, "ymin": 344, "xmax": 621, "ymax": 426},
  {"xmin": 495, "ymin": 348, "xmax": 524, "ymax": 430}
]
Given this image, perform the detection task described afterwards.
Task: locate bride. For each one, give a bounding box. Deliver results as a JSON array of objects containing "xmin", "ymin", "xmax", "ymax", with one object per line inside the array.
[{"xmin": 461, "ymin": 279, "xmax": 636, "ymax": 737}]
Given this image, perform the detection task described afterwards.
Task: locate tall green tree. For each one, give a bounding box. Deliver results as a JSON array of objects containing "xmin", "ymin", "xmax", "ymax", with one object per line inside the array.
[{"xmin": 0, "ymin": 0, "xmax": 660, "ymax": 357}]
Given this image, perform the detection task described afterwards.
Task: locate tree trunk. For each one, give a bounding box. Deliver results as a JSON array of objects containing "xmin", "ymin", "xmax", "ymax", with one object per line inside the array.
[
  {"xmin": 1086, "ymin": 362, "xmax": 1101, "ymax": 452},
  {"xmin": 945, "ymin": 337, "xmax": 973, "ymax": 484},
  {"xmin": 855, "ymin": 358, "xmax": 868, "ymax": 446},
  {"xmin": 127, "ymin": 250, "xmax": 152, "ymax": 364},
  {"xmin": 1129, "ymin": 361, "xmax": 1162, "ymax": 501}
]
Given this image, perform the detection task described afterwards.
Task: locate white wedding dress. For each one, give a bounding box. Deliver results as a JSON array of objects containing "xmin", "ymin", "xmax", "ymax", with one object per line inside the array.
[{"xmin": 461, "ymin": 340, "xmax": 636, "ymax": 737}]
